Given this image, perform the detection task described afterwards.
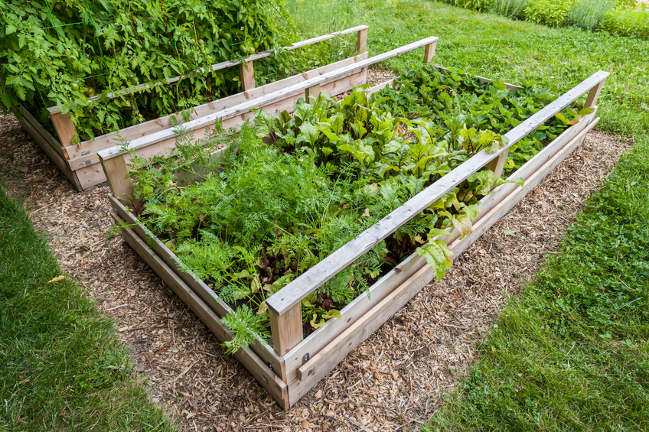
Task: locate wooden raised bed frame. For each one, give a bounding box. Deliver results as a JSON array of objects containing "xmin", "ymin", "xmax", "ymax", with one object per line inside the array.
[
  {"xmin": 102, "ymin": 35, "xmax": 608, "ymax": 408},
  {"xmin": 17, "ymin": 25, "xmax": 370, "ymax": 191}
]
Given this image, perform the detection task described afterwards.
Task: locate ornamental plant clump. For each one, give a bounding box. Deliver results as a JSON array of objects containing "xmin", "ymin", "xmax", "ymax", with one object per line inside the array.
[
  {"xmin": 0, "ymin": 0, "xmax": 293, "ymax": 142},
  {"xmin": 120, "ymin": 65, "xmax": 591, "ymax": 353},
  {"xmin": 526, "ymin": 0, "xmax": 574, "ymax": 27}
]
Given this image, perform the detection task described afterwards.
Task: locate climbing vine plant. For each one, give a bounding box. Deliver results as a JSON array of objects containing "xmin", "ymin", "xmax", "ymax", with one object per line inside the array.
[{"xmin": 0, "ymin": 0, "xmax": 293, "ymax": 141}]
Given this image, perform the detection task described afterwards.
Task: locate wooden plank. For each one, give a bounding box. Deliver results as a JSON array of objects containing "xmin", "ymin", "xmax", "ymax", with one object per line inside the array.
[
  {"xmin": 476, "ymin": 109, "xmax": 597, "ymax": 221},
  {"xmin": 423, "ymin": 41, "xmax": 436, "ymax": 63},
  {"xmin": 47, "ymin": 109, "xmax": 78, "ymax": 148},
  {"xmin": 584, "ymin": 81, "xmax": 604, "ymax": 109},
  {"xmin": 269, "ymin": 304, "xmax": 303, "ymax": 356},
  {"xmin": 18, "ymin": 116, "xmax": 82, "ymax": 190},
  {"xmin": 240, "ymin": 61, "xmax": 256, "ymax": 91},
  {"xmin": 47, "ymin": 25, "xmax": 371, "ymax": 115},
  {"xmin": 66, "ymin": 53, "xmax": 369, "ymax": 165},
  {"xmin": 290, "ymin": 263, "xmax": 435, "ymax": 405},
  {"xmin": 289, "ymin": 117, "xmax": 599, "ymax": 403},
  {"xmin": 111, "ymin": 211, "xmax": 288, "ymax": 408},
  {"xmin": 365, "ymin": 78, "xmax": 395, "ymax": 96},
  {"xmin": 435, "ymin": 65, "xmax": 523, "ymax": 93},
  {"xmin": 99, "ymin": 36, "xmax": 440, "ymax": 162},
  {"xmin": 99, "ymin": 154, "xmax": 132, "ymax": 202},
  {"xmin": 305, "ymin": 83, "xmax": 321, "ymax": 104},
  {"xmin": 18, "ymin": 106, "xmax": 65, "ymax": 158},
  {"xmin": 357, "ymin": 28, "xmax": 368, "ymax": 53},
  {"xmin": 107, "ymin": 195, "xmax": 285, "ymax": 378},
  {"xmin": 266, "ymin": 70, "xmax": 609, "ymax": 317},
  {"xmin": 486, "ymin": 148, "xmax": 509, "ymax": 184}
]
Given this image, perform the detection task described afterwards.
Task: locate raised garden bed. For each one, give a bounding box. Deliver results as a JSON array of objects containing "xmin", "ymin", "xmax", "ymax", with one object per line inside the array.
[
  {"xmin": 17, "ymin": 25, "xmax": 369, "ymax": 191},
  {"xmin": 102, "ymin": 35, "xmax": 607, "ymax": 408}
]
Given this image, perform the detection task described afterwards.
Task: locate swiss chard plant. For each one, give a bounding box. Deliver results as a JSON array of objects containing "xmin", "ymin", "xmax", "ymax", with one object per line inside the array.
[{"xmin": 119, "ymin": 66, "xmax": 588, "ymax": 354}]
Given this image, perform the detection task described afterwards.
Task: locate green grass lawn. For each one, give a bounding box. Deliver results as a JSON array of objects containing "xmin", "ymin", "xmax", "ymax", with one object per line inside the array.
[
  {"xmin": 0, "ymin": 184, "xmax": 174, "ymax": 431},
  {"xmin": 289, "ymin": 0, "xmax": 649, "ymax": 429}
]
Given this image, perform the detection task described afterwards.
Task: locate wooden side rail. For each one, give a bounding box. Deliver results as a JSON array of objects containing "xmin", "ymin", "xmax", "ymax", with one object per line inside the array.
[
  {"xmin": 98, "ymin": 36, "xmax": 440, "ymax": 203},
  {"xmin": 45, "ymin": 25, "xmax": 370, "ymax": 145},
  {"xmin": 264, "ymin": 70, "xmax": 610, "ymax": 356}
]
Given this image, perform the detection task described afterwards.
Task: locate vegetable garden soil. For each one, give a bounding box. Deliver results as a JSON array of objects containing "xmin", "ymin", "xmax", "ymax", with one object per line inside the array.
[{"xmin": 0, "ymin": 88, "xmax": 631, "ymax": 430}]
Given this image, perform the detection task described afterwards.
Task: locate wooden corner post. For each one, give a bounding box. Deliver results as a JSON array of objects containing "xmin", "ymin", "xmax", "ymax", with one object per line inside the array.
[
  {"xmin": 357, "ymin": 28, "xmax": 368, "ymax": 54},
  {"xmin": 305, "ymin": 84, "xmax": 321, "ymax": 104},
  {"xmin": 269, "ymin": 303, "xmax": 303, "ymax": 357},
  {"xmin": 423, "ymin": 40, "xmax": 436, "ymax": 63},
  {"xmin": 487, "ymin": 148, "xmax": 510, "ymax": 185},
  {"xmin": 99, "ymin": 153, "xmax": 134, "ymax": 203},
  {"xmin": 47, "ymin": 107, "xmax": 78, "ymax": 148},
  {"xmin": 239, "ymin": 60, "xmax": 256, "ymax": 91},
  {"xmin": 584, "ymin": 80, "xmax": 604, "ymax": 109}
]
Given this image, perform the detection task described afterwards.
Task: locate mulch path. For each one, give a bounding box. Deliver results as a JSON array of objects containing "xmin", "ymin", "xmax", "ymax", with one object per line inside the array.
[{"xmin": 0, "ymin": 86, "xmax": 631, "ymax": 431}]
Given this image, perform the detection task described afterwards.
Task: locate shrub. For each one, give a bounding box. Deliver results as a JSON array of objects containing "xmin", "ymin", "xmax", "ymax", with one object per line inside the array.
[
  {"xmin": 565, "ymin": 0, "xmax": 618, "ymax": 31},
  {"xmin": 526, "ymin": 0, "xmax": 574, "ymax": 26},
  {"xmin": 603, "ymin": 2, "xmax": 649, "ymax": 38},
  {"xmin": 0, "ymin": 0, "xmax": 293, "ymax": 141},
  {"xmin": 456, "ymin": 0, "xmax": 493, "ymax": 12},
  {"xmin": 489, "ymin": 0, "xmax": 529, "ymax": 20}
]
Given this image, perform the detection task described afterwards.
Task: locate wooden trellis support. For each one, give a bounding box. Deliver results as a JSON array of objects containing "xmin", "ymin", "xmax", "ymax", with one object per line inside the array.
[{"xmin": 21, "ymin": 25, "xmax": 371, "ymax": 191}]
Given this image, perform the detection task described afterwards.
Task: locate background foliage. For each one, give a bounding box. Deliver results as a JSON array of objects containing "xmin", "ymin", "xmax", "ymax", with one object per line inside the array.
[{"xmin": 0, "ymin": 0, "xmax": 292, "ymax": 141}]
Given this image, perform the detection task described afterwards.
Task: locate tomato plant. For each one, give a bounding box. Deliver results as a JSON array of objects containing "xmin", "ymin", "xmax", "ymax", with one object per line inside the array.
[{"xmin": 0, "ymin": 0, "xmax": 294, "ymax": 141}]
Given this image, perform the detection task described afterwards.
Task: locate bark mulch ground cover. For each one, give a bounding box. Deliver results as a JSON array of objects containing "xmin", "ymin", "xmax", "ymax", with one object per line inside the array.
[{"xmin": 0, "ymin": 77, "xmax": 630, "ymax": 430}]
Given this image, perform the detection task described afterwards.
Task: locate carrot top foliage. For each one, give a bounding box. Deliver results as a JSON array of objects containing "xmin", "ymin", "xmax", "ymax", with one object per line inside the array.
[{"xmin": 121, "ymin": 66, "xmax": 586, "ymax": 353}]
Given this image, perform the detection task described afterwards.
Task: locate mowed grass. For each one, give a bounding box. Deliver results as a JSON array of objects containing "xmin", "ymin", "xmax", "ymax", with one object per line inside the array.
[
  {"xmin": 289, "ymin": 1, "xmax": 649, "ymax": 429},
  {"xmin": 0, "ymin": 184, "xmax": 174, "ymax": 431}
]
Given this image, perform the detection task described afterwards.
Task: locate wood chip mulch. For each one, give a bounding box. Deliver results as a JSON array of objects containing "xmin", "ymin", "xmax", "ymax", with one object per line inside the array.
[{"xmin": 0, "ymin": 103, "xmax": 631, "ymax": 431}]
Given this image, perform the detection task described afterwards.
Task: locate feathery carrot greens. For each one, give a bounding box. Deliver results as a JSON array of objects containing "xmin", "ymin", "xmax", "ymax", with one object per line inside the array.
[{"xmin": 122, "ymin": 66, "xmax": 586, "ymax": 352}]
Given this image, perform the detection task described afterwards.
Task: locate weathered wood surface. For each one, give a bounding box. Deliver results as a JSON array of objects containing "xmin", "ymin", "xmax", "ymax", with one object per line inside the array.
[
  {"xmin": 47, "ymin": 25, "xmax": 370, "ymax": 115},
  {"xmin": 18, "ymin": 106, "xmax": 65, "ymax": 158},
  {"xmin": 107, "ymin": 195, "xmax": 285, "ymax": 379},
  {"xmin": 265, "ymin": 70, "xmax": 609, "ymax": 317},
  {"xmin": 66, "ymin": 52, "xmax": 369, "ymax": 168},
  {"xmin": 110, "ymin": 211, "xmax": 288, "ymax": 407},
  {"xmin": 18, "ymin": 112, "xmax": 81, "ymax": 190},
  {"xmin": 289, "ymin": 116, "xmax": 599, "ymax": 403},
  {"xmin": 281, "ymin": 108, "xmax": 598, "ymax": 383},
  {"xmin": 99, "ymin": 36, "xmax": 440, "ymax": 162}
]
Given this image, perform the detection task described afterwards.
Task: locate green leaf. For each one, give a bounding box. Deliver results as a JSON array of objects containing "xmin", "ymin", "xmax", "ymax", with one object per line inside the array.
[{"xmin": 322, "ymin": 309, "xmax": 341, "ymax": 320}]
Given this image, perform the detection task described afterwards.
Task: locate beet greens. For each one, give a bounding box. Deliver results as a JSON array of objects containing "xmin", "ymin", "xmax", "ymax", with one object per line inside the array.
[{"xmin": 121, "ymin": 66, "xmax": 590, "ymax": 353}]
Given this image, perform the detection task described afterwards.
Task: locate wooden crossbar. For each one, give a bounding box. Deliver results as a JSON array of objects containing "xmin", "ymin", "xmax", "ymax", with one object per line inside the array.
[
  {"xmin": 47, "ymin": 25, "xmax": 370, "ymax": 115},
  {"xmin": 264, "ymin": 70, "xmax": 610, "ymax": 318},
  {"xmin": 98, "ymin": 36, "xmax": 439, "ymax": 162}
]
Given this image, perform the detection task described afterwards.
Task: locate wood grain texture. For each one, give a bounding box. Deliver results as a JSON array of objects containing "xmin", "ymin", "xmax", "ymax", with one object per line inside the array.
[
  {"xmin": 423, "ymin": 41, "xmax": 436, "ymax": 63},
  {"xmin": 48, "ymin": 109, "xmax": 78, "ymax": 148},
  {"xmin": 99, "ymin": 154, "xmax": 132, "ymax": 202},
  {"xmin": 107, "ymin": 195, "xmax": 285, "ymax": 378},
  {"xmin": 18, "ymin": 106, "xmax": 65, "ymax": 158},
  {"xmin": 266, "ymin": 70, "xmax": 609, "ymax": 317},
  {"xmin": 65, "ymin": 53, "xmax": 369, "ymax": 166},
  {"xmin": 18, "ymin": 116, "xmax": 82, "ymax": 190},
  {"xmin": 111, "ymin": 211, "xmax": 288, "ymax": 407},
  {"xmin": 289, "ymin": 117, "xmax": 599, "ymax": 404},
  {"xmin": 47, "ymin": 25, "xmax": 370, "ymax": 115},
  {"xmin": 270, "ymin": 304, "xmax": 304, "ymax": 356},
  {"xmin": 99, "ymin": 36, "xmax": 439, "ymax": 161},
  {"xmin": 305, "ymin": 83, "xmax": 321, "ymax": 104},
  {"xmin": 357, "ymin": 28, "xmax": 368, "ymax": 53},
  {"xmin": 240, "ymin": 61, "xmax": 256, "ymax": 91}
]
